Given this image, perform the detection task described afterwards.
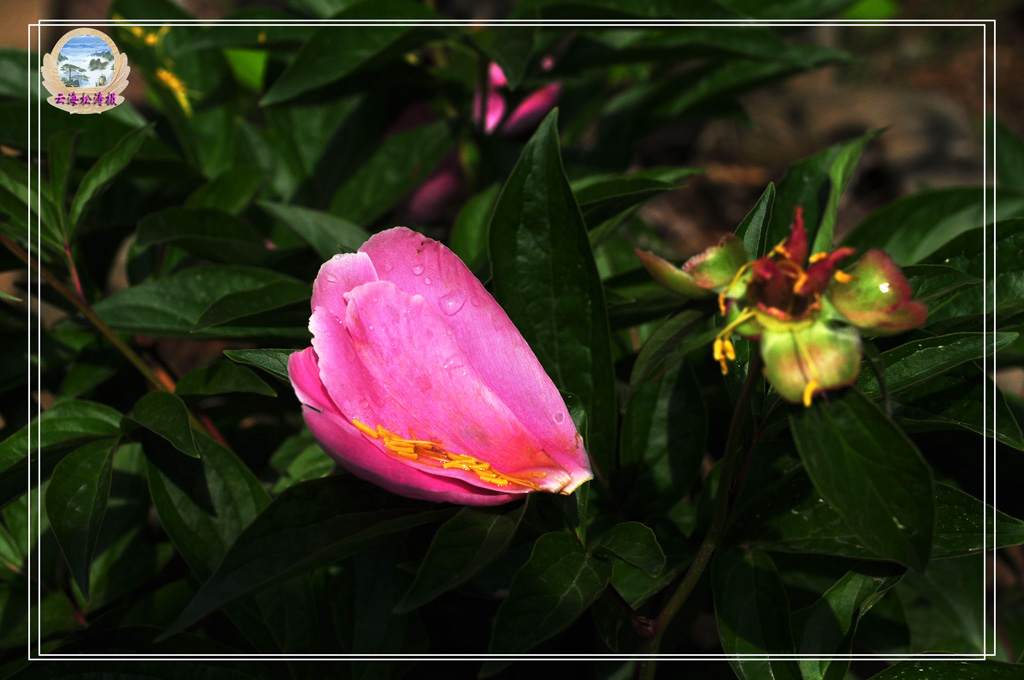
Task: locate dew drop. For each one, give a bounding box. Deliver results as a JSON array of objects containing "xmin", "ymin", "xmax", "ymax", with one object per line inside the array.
[
  {"xmin": 382, "ymin": 261, "xmax": 394, "ymax": 273},
  {"xmin": 470, "ymin": 292, "xmax": 483, "ymax": 308},
  {"xmin": 553, "ymin": 412, "xmax": 565, "ymax": 424},
  {"xmin": 412, "ymin": 264, "xmax": 425, "ymax": 275},
  {"xmin": 325, "ymin": 273, "xmax": 338, "ymax": 283},
  {"xmin": 367, "ymin": 325, "xmax": 374, "ymax": 331},
  {"xmin": 439, "ymin": 288, "xmax": 467, "ymax": 315},
  {"xmin": 416, "ymin": 375, "xmax": 431, "ymax": 392},
  {"xmin": 424, "ymin": 277, "xmax": 433, "ymax": 285}
]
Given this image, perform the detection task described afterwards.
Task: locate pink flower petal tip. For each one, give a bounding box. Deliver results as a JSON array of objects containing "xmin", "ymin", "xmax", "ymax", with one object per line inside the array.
[{"xmin": 288, "ymin": 227, "xmax": 593, "ymax": 505}]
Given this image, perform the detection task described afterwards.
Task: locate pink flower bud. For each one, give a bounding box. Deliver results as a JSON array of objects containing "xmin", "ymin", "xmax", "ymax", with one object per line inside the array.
[{"xmin": 289, "ymin": 228, "xmax": 593, "ymax": 504}]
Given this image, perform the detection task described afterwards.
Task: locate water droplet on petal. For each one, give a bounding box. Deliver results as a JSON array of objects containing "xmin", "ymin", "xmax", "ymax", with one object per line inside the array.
[
  {"xmin": 367, "ymin": 325, "xmax": 374, "ymax": 331},
  {"xmin": 439, "ymin": 288, "xmax": 467, "ymax": 315},
  {"xmin": 416, "ymin": 375, "xmax": 431, "ymax": 392},
  {"xmin": 553, "ymin": 412, "xmax": 565, "ymax": 424},
  {"xmin": 424, "ymin": 277, "xmax": 432, "ymax": 285},
  {"xmin": 325, "ymin": 273, "xmax": 338, "ymax": 283},
  {"xmin": 412, "ymin": 264, "xmax": 425, "ymax": 275},
  {"xmin": 382, "ymin": 261, "xmax": 394, "ymax": 273},
  {"xmin": 470, "ymin": 292, "xmax": 483, "ymax": 308}
]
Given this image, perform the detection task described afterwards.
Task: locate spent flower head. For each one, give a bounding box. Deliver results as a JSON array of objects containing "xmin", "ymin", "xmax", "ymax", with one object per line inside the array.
[{"xmin": 637, "ymin": 208, "xmax": 927, "ymax": 406}]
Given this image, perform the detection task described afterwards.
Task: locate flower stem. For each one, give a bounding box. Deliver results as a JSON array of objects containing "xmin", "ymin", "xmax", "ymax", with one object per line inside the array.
[
  {"xmin": 637, "ymin": 353, "xmax": 762, "ymax": 680},
  {"xmin": 1, "ymin": 232, "xmax": 171, "ymax": 393},
  {"xmin": 1, "ymin": 233, "xmax": 225, "ymax": 440}
]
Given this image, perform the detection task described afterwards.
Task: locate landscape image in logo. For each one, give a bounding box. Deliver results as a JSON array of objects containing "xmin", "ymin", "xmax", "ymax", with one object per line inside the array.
[{"xmin": 57, "ymin": 34, "xmax": 115, "ymax": 89}]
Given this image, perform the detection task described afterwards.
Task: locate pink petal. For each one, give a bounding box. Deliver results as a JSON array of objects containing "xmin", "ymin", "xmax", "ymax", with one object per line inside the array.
[
  {"xmin": 488, "ymin": 62, "xmax": 508, "ymax": 88},
  {"xmin": 310, "ymin": 251, "xmax": 378, "ymax": 321},
  {"xmin": 332, "ymin": 280, "xmax": 573, "ymax": 493},
  {"xmin": 501, "ymin": 83, "xmax": 562, "ymax": 137},
  {"xmin": 358, "ymin": 228, "xmax": 591, "ymax": 492},
  {"xmin": 473, "ymin": 90, "xmax": 506, "ymax": 135},
  {"xmin": 288, "ymin": 347, "xmax": 512, "ymax": 505}
]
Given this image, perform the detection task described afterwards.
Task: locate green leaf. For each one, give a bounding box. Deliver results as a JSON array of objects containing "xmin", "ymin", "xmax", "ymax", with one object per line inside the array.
[
  {"xmin": 223, "ymin": 348, "xmax": 297, "ymax": 384},
  {"xmin": 814, "ymin": 129, "xmax": 880, "ymax": 254},
  {"xmin": 792, "ymin": 565, "xmax": 902, "ymax": 680},
  {"xmin": 259, "ymin": 201, "xmax": 370, "ymax": 259},
  {"xmin": 765, "ymin": 131, "xmax": 879, "ymax": 258},
  {"xmin": 843, "ymin": 187, "xmax": 1024, "ymax": 266},
  {"xmin": 136, "ymin": 208, "xmax": 270, "ymax": 265},
  {"xmin": 712, "ymin": 547, "xmax": 800, "ymax": 680},
  {"xmin": 185, "ymin": 166, "xmax": 265, "ymax": 216},
  {"xmin": 604, "ymin": 267, "xmax": 687, "ymax": 328},
  {"xmin": 93, "ymin": 265, "xmax": 310, "ymax": 338},
  {"xmin": 790, "ymin": 389, "xmax": 935, "ymax": 572},
  {"xmin": 145, "ymin": 431, "xmax": 269, "ymax": 580},
  {"xmin": 130, "ymin": 392, "xmax": 200, "ymax": 458},
  {"xmin": 920, "ymin": 218, "xmax": 1024, "ymax": 327},
  {"xmin": 893, "ymin": 368, "xmax": 1024, "ymax": 451},
  {"xmin": 895, "ymin": 554, "xmax": 985, "ymax": 653},
  {"xmin": 265, "ymin": 431, "xmax": 333, "ymax": 494},
  {"xmin": 261, "ymin": 0, "xmax": 439, "ymax": 105},
  {"xmin": 67, "ymin": 124, "xmax": 152, "ymax": 234},
  {"xmin": 902, "ymin": 264, "xmax": 982, "ymax": 303},
  {"xmin": 734, "ymin": 181, "xmax": 775, "ymax": 258},
  {"xmin": 176, "ymin": 361, "xmax": 276, "ymax": 398},
  {"xmin": 591, "ymin": 522, "xmax": 665, "ymax": 575},
  {"xmin": 192, "ymin": 279, "xmax": 311, "ymax": 332},
  {"xmin": 571, "ymin": 167, "xmax": 700, "ymax": 231},
  {"xmin": 0, "ymin": 157, "xmax": 63, "ymax": 248},
  {"xmin": 488, "ymin": 110, "xmax": 617, "ymax": 477},
  {"xmin": 857, "ymin": 332, "xmax": 1018, "ymax": 399},
  {"xmin": 870, "ymin": 662, "xmax": 1022, "ymax": 679},
  {"xmin": 730, "ymin": 476, "xmax": 1024, "ymax": 561},
  {"xmin": 1, "ymin": 400, "xmax": 121, "ymax": 455},
  {"xmin": 621, "ymin": 359, "xmax": 706, "ymax": 514},
  {"xmin": 162, "ymin": 475, "xmax": 452, "ymax": 638},
  {"xmin": 44, "ymin": 437, "xmax": 118, "ymax": 600},
  {"xmin": 395, "ymin": 501, "xmax": 527, "ymax": 613},
  {"xmin": 488, "ymin": 532, "xmax": 612, "ymax": 655},
  {"xmin": 628, "ymin": 309, "xmax": 717, "ymax": 398},
  {"xmin": 450, "ymin": 184, "xmax": 500, "ymax": 278},
  {"xmin": 48, "ymin": 130, "xmax": 78, "ymax": 227},
  {"xmin": 327, "ymin": 119, "xmax": 453, "ymax": 227}
]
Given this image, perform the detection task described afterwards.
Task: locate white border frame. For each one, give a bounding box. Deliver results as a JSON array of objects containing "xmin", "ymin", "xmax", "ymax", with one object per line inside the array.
[{"xmin": 24, "ymin": 16, "xmax": 999, "ymax": 664}]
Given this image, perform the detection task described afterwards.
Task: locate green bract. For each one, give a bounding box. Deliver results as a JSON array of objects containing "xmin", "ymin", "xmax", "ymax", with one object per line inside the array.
[{"xmin": 637, "ymin": 208, "xmax": 928, "ymax": 405}]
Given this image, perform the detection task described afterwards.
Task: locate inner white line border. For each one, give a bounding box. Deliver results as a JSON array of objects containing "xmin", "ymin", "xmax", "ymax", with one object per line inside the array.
[{"xmin": 24, "ymin": 16, "xmax": 999, "ymax": 663}]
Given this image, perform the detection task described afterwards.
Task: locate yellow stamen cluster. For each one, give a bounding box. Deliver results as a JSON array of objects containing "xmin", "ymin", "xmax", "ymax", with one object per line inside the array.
[
  {"xmin": 713, "ymin": 337, "xmax": 736, "ymax": 375},
  {"xmin": 351, "ymin": 419, "xmax": 544, "ymax": 490},
  {"xmin": 712, "ymin": 309, "xmax": 756, "ymax": 375}
]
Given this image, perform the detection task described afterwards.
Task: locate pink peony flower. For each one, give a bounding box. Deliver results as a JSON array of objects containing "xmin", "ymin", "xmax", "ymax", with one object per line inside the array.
[{"xmin": 288, "ymin": 227, "xmax": 593, "ymax": 505}]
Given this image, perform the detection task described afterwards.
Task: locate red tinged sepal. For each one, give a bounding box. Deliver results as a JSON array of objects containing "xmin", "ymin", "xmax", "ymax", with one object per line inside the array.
[
  {"xmin": 828, "ymin": 248, "xmax": 928, "ymax": 336},
  {"xmin": 636, "ymin": 233, "xmax": 750, "ymax": 300}
]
